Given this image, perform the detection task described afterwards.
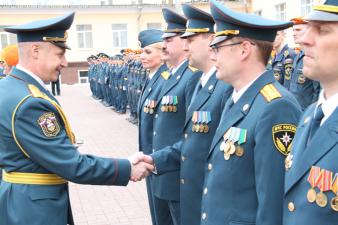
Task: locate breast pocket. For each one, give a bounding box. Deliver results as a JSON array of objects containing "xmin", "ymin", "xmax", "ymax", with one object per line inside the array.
[{"xmin": 29, "ymin": 185, "xmax": 64, "ymax": 200}]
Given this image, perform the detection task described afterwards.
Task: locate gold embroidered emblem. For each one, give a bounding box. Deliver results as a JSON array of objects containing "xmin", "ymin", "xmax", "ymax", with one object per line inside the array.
[{"xmin": 37, "ymin": 112, "xmax": 60, "ymax": 137}]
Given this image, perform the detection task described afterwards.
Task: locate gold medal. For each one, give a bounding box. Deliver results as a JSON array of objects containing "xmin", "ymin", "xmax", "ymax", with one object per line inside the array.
[
  {"xmin": 192, "ymin": 124, "xmax": 196, "ymax": 132},
  {"xmin": 199, "ymin": 124, "xmax": 204, "ymax": 133},
  {"xmin": 224, "ymin": 152, "xmax": 230, "ymax": 160},
  {"xmin": 229, "ymin": 142, "xmax": 236, "ymax": 155},
  {"xmin": 235, "ymin": 146, "xmax": 244, "ymax": 157},
  {"xmin": 195, "ymin": 124, "xmax": 200, "ymax": 132},
  {"xmin": 307, "ymin": 188, "xmax": 317, "ymax": 203},
  {"xmin": 316, "ymin": 192, "xmax": 328, "ymax": 207},
  {"xmin": 144, "ymin": 107, "xmax": 149, "ymax": 113},
  {"xmin": 161, "ymin": 106, "xmax": 166, "ymax": 112},
  {"xmin": 223, "ymin": 141, "xmax": 230, "ymax": 153},
  {"xmin": 331, "ymin": 196, "xmax": 338, "ymax": 212},
  {"xmin": 204, "ymin": 125, "xmax": 209, "ymax": 133},
  {"xmin": 149, "ymin": 108, "xmax": 154, "ymax": 114},
  {"xmin": 172, "ymin": 106, "xmax": 177, "ymax": 112}
]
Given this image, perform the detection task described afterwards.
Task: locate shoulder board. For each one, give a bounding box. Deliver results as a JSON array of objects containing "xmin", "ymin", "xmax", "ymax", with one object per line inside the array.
[
  {"xmin": 161, "ymin": 71, "xmax": 170, "ymax": 80},
  {"xmin": 188, "ymin": 65, "xmax": 198, "ymax": 72},
  {"xmin": 260, "ymin": 84, "xmax": 282, "ymax": 102},
  {"xmin": 28, "ymin": 84, "xmax": 46, "ymax": 98}
]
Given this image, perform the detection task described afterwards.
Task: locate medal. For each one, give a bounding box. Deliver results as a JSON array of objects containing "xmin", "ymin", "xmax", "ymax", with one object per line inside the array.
[
  {"xmin": 235, "ymin": 146, "xmax": 244, "ymax": 157},
  {"xmin": 192, "ymin": 112, "xmax": 198, "ymax": 132},
  {"xmin": 315, "ymin": 169, "xmax": 332, "ymax": 207},
  {"xmin": 229, "ymin": 141, "xmax": 236, "ymax": 155},
  {"xmin": 172, "ymin": 106, "xmax": 177, "ymax": 112},
  {"xmin": 199, "ymin": 124, "xmax": 204, "ymax": 133},
  {"xmin": 316, "ymin": 192, "xmax": 328, "ymax": 208},
  {"xmin": 331, "ymin": 196, "xmax": 338, "ymax": 212},
  {"xmin": 307, "ymin": 166, "xmax": 321, "ymax": 203},
  {"xmin": 173, "ymin": 96, "xmax": 178, "ymax": 112},
  {"xmin": 330, "ymin": 173, "xmax": 338, "ymax": 211},
  {"xmin": 285, "ymin": 153, "xmax": 293, "ymax": 171},
  {"xmin": 224, "ymin": 151, "xmax": 230, "ymax": 160},
  {"xmin": 204, "ymin": 125, "xmax": 209, "ymax": 133}
]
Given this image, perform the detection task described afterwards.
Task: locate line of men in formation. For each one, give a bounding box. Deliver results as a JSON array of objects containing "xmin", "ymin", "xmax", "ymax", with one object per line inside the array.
[
  {"xmin": 87, "ymin": 50, "xmax": 148, "ymax": 124},
  {"xmin": 86, "ymin": 20, "xmax": 321, "ymax": 127},
  {"xmin": 1, "ymin": 0, "xmax": 337, "ymax": 225}
]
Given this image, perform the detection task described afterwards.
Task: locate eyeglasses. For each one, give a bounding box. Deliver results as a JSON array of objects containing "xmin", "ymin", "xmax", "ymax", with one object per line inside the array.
[{"xmin": 211, "ymin": 42, "xmax": 243, "ymax": 54}]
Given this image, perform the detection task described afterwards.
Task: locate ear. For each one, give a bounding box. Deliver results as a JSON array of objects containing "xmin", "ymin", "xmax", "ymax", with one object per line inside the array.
[
  {"xmin": 239, "ymin": 41, "xmax": 252, "ymax": 61},
  {"xmin": 31, "ymin": 43, "xmax": 40, "ymax": 60}
]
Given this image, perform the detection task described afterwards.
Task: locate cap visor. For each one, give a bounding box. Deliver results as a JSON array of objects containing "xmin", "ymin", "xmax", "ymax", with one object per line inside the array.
[
  {"xmin": 52, "ymin": 42, "xmax": 71, "ymax": 50},
  {"xmin": 305, "ymin": 10, "xmax": 338, "ymax": 22},
  {"xmin": 210, "ymin": 35, "xmax": 228, "ymax": 47},
  {"xmin": 180, "ymin": 32, "xmax": 198, "ymax": 39},
  {"xmin": 162, "ymin": 32, "xmax": 181, "ymax": 39}
]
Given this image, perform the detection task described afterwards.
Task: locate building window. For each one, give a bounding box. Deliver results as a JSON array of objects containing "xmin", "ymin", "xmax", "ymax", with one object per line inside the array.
[
  {"xmin": 301, "ymin": 0, "xmax": 314, "ymax": 16},
  {"xmin": 76, "ymin": 24, "xmax": 93, "ymax": 49},
  {"xmin": 0, "ymin": 26, "xmax": 17, "ymax": 49},
  {"xmin": 78, "ymin": 70, "xmax": 88, "ymax": 84},
  {"xmin": 275, "ymin": 3, "xmax": 286, "ymax": 21},
  {"xmin": 147, "ymin": 23, "xmax": 162, "ymax": 30},
  {"xmin": 253, "ymin": 10, "xmax": 262, "ymax": 16},
  {"xmin": 112, "ymin": 24, "xmax": 127, "ymax": 48}
]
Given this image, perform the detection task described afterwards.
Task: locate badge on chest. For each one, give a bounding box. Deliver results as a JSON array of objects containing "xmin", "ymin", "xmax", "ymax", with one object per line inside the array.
[
  {"xmin": 191, "ymin": 111, "xmax": 211, "ymax": 133},
  {"xmin": 220, "ymin": 127, "xmax": 247, "ymax": 160},
  {"xmin": 161, "ymin": 95, "xmax": 178, "ymax": 112}
]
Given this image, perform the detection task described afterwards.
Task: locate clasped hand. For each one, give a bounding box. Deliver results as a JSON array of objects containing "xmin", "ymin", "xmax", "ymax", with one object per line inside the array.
[{"xmin": 128, "ymin": 152, "xmax": 154, "ymax": 182}]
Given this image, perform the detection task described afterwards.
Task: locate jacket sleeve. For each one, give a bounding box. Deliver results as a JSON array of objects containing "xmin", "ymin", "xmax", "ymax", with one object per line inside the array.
[{"xmin": 12, "ymin": 97, "xmax": 131, "ymax": 186}]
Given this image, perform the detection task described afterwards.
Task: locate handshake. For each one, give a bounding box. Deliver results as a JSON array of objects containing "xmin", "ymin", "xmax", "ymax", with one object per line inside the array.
[{"xmin": 128, "ymin": 152, "xmax": 154, "ymax": 182}]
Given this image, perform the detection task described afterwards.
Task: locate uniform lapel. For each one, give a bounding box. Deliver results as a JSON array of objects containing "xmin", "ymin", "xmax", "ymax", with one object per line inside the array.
[
  {"xmin": 208, "ymin": 71, "xmax": 275, "ymax": 155},
  {"xmin": 157, "ymin": 60, "xmax": 189, "ymax": 102},
  {"xmin": 285, "ymin": 107, "xmax": 338, "ymax": 194},
  {"xmin": 184, "ymin": 73, "xmax": 217, "ymax": 128}
]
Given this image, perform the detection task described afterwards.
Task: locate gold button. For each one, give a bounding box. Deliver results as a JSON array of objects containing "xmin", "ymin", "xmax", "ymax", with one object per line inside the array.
[
  {"xmin": 202, "ymin": 212, "xmax": 207, "ymax": 220},
  {"xmin": 208, "ymin": 163, "xmax": 212, "ymax": 171},
  {"xmin": 203, "ymin": 188, "xmax": 208, "ymax": 195},
  {"xmin": 288, "ymin": 202, "xmax": 295, "ymax": 212},
  {"xmin": 181, "ymin": 179, "xmax": 185, "ymax": 184},
  {"xmin": 181, "ymin": 156, "xmax": 185, "ymax": 162},
  {"xmin": 184, "ymin": 133, "xmax": 188, "ymax": 139}
]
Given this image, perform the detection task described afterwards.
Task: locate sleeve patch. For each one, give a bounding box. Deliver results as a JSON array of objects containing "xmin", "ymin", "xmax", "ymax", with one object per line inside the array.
[
  {"xmin": 260, "ymin": 84, "xmax": 282, "ymax": 102},
  {"xmin": 272, "ymin": 124, "xmax": 297, "ymax": 156},
  {"xmin": 37, "ymin": 112, "xmax": 61, "ymax": 137}
]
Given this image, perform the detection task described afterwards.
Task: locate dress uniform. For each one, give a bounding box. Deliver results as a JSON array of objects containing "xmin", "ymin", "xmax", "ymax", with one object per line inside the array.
[
  {"xmin": 284, "ymin": 1, "xmax": 338, "ymax": 224},
  {"xmin": 0, "ymin": 13, "xmax": 132, "ymax": 225},
  {"xmin": 199, "ymin": 1, "xmax": 301, "ymax": 225},
  {"xmin": 150, "ymin": 4, "xmax": 232, "ymax": 225},
  {"xmin": 151, "ymin": 8, "xmax": 202, "ymax": 225},
  {"xmin": 137, "ymin": 29, "xmax": 169, "ymax": 225}
]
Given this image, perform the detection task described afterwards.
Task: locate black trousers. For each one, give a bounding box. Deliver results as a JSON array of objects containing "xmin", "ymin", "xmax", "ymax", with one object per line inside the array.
[{"xmin": 51, "ymin": 78, "xmax": 61, "ymax": 96}]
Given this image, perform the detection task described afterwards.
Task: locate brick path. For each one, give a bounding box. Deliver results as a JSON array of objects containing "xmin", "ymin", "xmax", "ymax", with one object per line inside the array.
[{"xmin": 57, "ymin": 84, "xmax": 151, "ymax": 225}]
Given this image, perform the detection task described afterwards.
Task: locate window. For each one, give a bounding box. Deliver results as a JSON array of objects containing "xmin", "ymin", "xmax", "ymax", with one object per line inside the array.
[
  {"xmin": 275, "ymin": 3, "xmax": 286, "ymax": 21},
  {"xmin": 0, "ymin": 26, "xmax": 17, "ymax": 49},
  {"xmin": 76, "ymin": 24, "xmax": 93, "ymax": 49},
  {"xmin": 147, "ymin": 23, "xmax": 162, "ymax": 30},
  {"xmin": 301, "ymin": 0, "xmax": 314, "ymax": 16},
  {"xmin": 78, "ymin": 70, "xmax": 88, "ymax": 84},
  {"xmin": 253, "ymin": 10, "xmax": 262, "ymax": 16},
  {"xmin": 112, "ymin": 24, "xmax": 127, "ymax": 48}
]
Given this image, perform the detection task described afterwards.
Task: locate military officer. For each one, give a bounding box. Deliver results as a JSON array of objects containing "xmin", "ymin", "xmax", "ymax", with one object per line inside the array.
[
  {"xmin": 284, "ymin": 1, "xmax": 338, "ymax": 224},
  {"xmin": 137, "ymin": 29, "xmax": 169, "ymax": 225},
  {"xmin": 150, "ymin": 7, "xmax": 201, "ymax": 225},
  {"xmin": 286, "ymin": 17, "xmax": 321, "ymax": 111},
  {"xmin": 267, "ymin": 30, "xmax": 297, "ymax": 85},
  {"xmin": 199, "ymin": 1, "xmax": 301, "ymax": 225},
  {"xmin": 147, "ymin": 4, "xmax": 232, "ymax": 225},
  {"xmin": 0, "ymin": 60, "xmax": 5, "ymax": 78},
  {"xmin": 0, "ymin": 13, "xmax": 153, "ymax": 225}
]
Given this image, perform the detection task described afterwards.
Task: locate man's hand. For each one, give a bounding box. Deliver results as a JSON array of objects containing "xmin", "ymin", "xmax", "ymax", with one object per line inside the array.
[{"xmin": 128, "ymin": 152, "xmax": 154, "ymax": 182}]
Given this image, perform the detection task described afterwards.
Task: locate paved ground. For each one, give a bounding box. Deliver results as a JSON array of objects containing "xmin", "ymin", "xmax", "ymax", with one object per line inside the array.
[{"xmin": 57, "ymin": 84, "xmax": 151, "ymax": 225}]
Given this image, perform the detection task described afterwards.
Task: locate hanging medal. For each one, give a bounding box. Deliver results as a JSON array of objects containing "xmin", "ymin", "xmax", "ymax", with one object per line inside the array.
[
  {"xmin": 192, "ymin": 112, "xmax": 198, "ymax": 132},
  {"xmin": 235, "ymin": 129, "xmax": 247, "ymax": 157},
  {"xmin": 307, "ymin": 166, "xmax": 321, "ymax": 203},
  {"xmin": 316, "ymin": 169, "xmax": 332, "ymax": 208},
  {"xmin": 173, "ymin": 96, "xmax": 178, "ymax": 112},
  {"xmin": 144, "ymin": 99, "xmax": 149, "ymax": 113},
  {"xmin": 204, "ymin": 112, "xmax": 211, "ymax": 133},
  {"xmin": 149, "ymin": 100, "xmax": 155, "ymax": 114},
  {"xmin": 330, "ymin": 173, "xmax": 338, "ymax": 211}
]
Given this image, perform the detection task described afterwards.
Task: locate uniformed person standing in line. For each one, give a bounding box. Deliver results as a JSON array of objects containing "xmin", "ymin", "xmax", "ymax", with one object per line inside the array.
[
  {"xmin": 286, "ymin": 17, "xmax": 321, "ymax": 111},
  {"xmin": 145, "ymin": 4, "xmax": 232, "ymax": 225},
  {"xmin": 150, "ymin": 7, "xmax": 201, "ymax": 225},
  {"xmin": 137, "ymin": 29, "xmax": 169, "ymax": 225},
  {"xmin": 0, "ymin": 13, "xmax": 153, "ymax": 225},
  {"xmin": 199, "ymin": 1, "xmax": 301, "ymax": 225},
  {"xmin": 0, "ymin": 60, "xmax": 5, "ymax": 78},
  {"xmin": 267, "ymin": 29, "xmax": 297, "ymax": 85},
  {"xmin": 284, "ymin": 1, "xmax": 338, "ymax": 224}
]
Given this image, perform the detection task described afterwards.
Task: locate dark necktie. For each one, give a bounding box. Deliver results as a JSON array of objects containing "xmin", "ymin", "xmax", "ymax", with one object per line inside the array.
[
  {"xmin": 190, "ymin": 80, "xmax": 202, "ymax": 104},
  {"xmin": 307, "ymin": 104, "xmax": 324, "ymax": 145}
]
